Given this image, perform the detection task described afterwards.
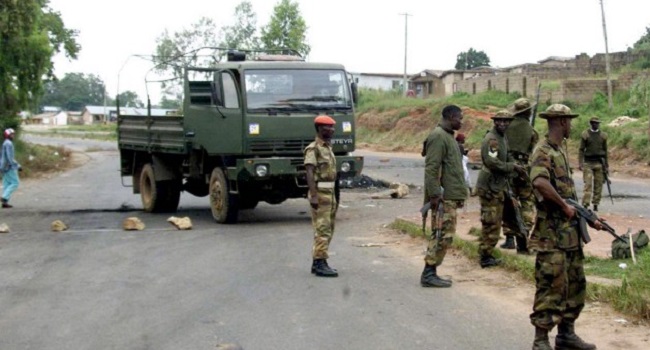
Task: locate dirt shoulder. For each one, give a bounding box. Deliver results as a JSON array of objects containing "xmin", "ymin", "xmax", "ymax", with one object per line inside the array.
[{"xmin": 378, "ymin": 209, "xmax": 650, "ymax": 349}]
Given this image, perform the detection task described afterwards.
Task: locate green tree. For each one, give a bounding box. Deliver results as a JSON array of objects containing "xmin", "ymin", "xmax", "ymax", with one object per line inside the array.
[
  {"xmin": 153, "ymin": 17, "xmax": 221, "ymax": 87},
  {"xmin": 0, "ymin": 0, "xmax": 79, "ymax": 129},
  {"xmin": 260, "ymin": 0, "xmax": 310, "ymax": 57},
  {"xmin": 454, "ymin": 48, "xmax": 491, "ymax": 70},
  {"xmin": 40, "ymin": 73, "xmax": 106, "ymax": 111},
  {"xmin": 116, "ymin": 91, "xmax": 144, "ymax": 108},
  {"xmin": 158, "ymin": 94, "xmax": 182, "ymax": 109},
  {"xmin": 631, "ymin": 26, "xmax": 650, "ymax": 69},
  {"xmin": 222, "ymin": 1, "xmax": 259, "ymax": 50}
]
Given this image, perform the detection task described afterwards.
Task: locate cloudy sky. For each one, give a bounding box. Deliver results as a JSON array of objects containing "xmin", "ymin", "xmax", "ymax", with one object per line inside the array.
[{"xmin": 50, "ymin": 0, "xmax": 649, "ymax": 103}]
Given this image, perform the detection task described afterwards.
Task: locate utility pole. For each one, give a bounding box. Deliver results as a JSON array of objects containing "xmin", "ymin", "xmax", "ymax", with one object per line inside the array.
[
  {"xmin": 400, "ymin": 13, "xmax": 411, "ymax": 96},
  {"xmin": 599, "ymin": 0, "xmax": 613, "ymax": 110}
]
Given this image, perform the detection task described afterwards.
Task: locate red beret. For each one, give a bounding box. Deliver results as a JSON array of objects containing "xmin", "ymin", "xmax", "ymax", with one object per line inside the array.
[
  {"xmin": 455, "ymin": 133, "xmax": 465, "ymax": 142},
  {"xmin": 314, "ymin": 115, "xmax": 336, "ymax": 125}
]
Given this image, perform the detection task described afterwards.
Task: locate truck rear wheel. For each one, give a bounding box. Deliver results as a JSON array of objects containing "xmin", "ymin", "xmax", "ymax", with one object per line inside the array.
[
  {"xmin": 209, "ymin": 167, "xmax": 239, "ymax": 223},
  {"xmin": 140, "ymin": 163, "xmax": 181, "ymax": 213}
]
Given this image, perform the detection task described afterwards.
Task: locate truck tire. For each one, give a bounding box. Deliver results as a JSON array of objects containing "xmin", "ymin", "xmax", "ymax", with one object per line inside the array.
[
  {"xmin": 140, "ymin": 163, "xmax": 181, "ymax": 213},
  {"xmin": 209, "ymin": 167, "xmax": 239, "ymax": 223}
]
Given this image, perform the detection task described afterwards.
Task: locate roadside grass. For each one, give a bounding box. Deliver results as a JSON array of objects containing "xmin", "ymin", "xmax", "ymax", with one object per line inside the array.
[
  {"xmin": 13, "ymin": 139, "xmax": 71, "ymax": 178},
  {"xmin": 26, "ymin": 127, "xmax": 117, "ymax": 141},
  {"xmin": 389, "ymin": 218, "xmax": 650, "ymax": 320},
  {"xmin": 357, "ymin": 89, "xmax": 650, "ymax": 164}
]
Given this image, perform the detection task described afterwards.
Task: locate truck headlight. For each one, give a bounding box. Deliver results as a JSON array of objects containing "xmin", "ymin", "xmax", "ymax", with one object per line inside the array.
[
  {"xmin": 255, "ymin": 164, "xmax": 269, "ymax": 177},
  {"xmin": 341, "ymin": 161, "xmax": 351, "ymax": 173}
]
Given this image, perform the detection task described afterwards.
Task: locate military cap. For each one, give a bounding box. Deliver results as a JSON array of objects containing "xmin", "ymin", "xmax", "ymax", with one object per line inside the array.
[
  {"xmin": 509, "ymin": 98, "xmax": 535, "ymax": 115},
  {"xmin": 589, "ymin": 117, "xmax": 601, "ymax": 123},
  {"xmin": 538, "ymin": 104, "xmax": 579, "ymax": 119},
  {"xmin": 314, "ymin": 115, "xmax": 336, "ymax": 125},
  {"xmin": 491, "ymin": 109, "xmax": 514, "ymax": 120}
]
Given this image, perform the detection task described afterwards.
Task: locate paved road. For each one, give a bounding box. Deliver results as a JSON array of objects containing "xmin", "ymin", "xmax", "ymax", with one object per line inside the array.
[
  {"xmin": 354, "ymin": 149, "xmax": 650, "ymax": 216},
  {"xmin": 0, "ymin": 136, "xmax": 541, "ymax": 349}
]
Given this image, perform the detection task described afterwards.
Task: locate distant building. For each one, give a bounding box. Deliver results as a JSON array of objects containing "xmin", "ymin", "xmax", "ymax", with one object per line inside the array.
[
  {"xmin": 348, "ymin": 72, "xmax": 406, "ymax": 91},
  {"xmin": 82, "ymin": 106, "xmax": 179, "ymax": 124}
]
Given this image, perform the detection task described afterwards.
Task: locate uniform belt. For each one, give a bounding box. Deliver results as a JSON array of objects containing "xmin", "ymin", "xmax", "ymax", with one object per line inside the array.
[{"xmin": 317, "ymin": 181, "xmax": 335, "ymax": 189}]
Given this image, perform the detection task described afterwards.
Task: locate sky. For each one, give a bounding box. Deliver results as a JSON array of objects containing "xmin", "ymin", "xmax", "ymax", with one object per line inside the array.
[{"xmin": 49, "ymin": 0, "xmax": 650, "ymax": 104}]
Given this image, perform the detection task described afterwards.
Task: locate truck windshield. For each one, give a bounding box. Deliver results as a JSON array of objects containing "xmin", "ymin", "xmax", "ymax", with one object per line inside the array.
[{"xmin": 244, "ymin": 69, "xmax": 352, "ymax": 112}]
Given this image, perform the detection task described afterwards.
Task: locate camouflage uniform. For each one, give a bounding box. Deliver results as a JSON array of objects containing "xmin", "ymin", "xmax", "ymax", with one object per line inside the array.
[
  {"xmin": 503, "ymin": 99, "xmax": 539, "ymax": 250},
  {"xmin": 423, "ymin": 125, "xmax": 467, "ymax": 267},
  {"xmin": 529, "ymin": 138, "xmax": 586, "ymax": 331},
  {"xmin": 304, "ymin": 136, "xmax": 338, "ymax": 259},
  {"xmin": 579, "ymin": 122, "xmax": 608, "ymax": 209},
  {"xmin": 476, "ymin": 124, "xmax": 517, "ymax": 259}
]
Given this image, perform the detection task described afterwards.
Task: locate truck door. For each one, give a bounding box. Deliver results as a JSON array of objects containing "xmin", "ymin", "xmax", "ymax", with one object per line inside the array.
[{"xmin": 185, "ymin": 70, "xmax": 243, "ymax": 155}]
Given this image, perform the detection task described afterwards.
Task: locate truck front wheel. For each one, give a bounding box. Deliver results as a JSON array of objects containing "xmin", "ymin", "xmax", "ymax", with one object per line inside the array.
[
  {"xmin": 140, "ymin": 163, "xmax": 181, "ymax": 213},
  {"xmin": 209, "ymin": 167, "xmax": 239, "ymax": 223}
]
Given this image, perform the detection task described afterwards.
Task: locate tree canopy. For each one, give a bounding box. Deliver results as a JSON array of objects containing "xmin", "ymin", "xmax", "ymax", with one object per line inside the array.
[
  {"xmin": 260, "ymin": 0, "xmax": 310, "ymax": 57},
  {"xmin": 0, "ymin": 0, "xmax": 79, "ymax": 128},
  {"xmin": 454, "ymin": 48, "xmax": 491, "ymax": 70},
  {"xmin": 222, "ymin": 1, "xmax": 259, "ymax": 50},
  {"xmin": 40, "ymin": 73, "xmax": 106, "ymax": 111},
  {"xmin": 631, "ymin": 26, "xmax": 650, "ymax": 69}
]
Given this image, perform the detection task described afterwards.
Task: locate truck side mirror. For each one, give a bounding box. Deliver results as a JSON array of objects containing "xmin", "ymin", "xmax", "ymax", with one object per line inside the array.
[
  {"xmin": 211, "ymin": 79, "xmax": 223, "ymax": 106},
  {"xmin": 351, "ymin": 82, "xmax": 358, "ymax": 105}
]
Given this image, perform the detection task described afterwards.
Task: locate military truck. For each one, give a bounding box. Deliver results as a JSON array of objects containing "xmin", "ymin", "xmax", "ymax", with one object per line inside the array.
[{"xmin": 117, "ymin": 49, "xmax": 363, "ymax": 223}]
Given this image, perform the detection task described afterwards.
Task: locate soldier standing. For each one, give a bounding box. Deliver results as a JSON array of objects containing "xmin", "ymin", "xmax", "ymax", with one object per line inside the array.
[
  {"xmin": 476, "ymin": 110, "xmax": 526, "ymax": 268},
  {"xmin": 578, "ymin": 117, "xmax": 608, "ymax": 212},
  {"xmin": 420, "ymin": 105, "xmax": 467, "ymax": 288},
  {"xmin": 304, "ymin": 115, "xmax": 339, "ymax": 277},
  {"xmin": 501, "ymin": 98, "xmax": 539, "ymax": 253},
  {"xmin": 528, "ymin": 104, "xmax": 602, "ymax": 350}
]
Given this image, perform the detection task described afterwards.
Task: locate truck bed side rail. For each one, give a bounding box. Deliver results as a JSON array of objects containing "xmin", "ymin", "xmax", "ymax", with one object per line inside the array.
[{"xmin": 118, "ymin": 115, "xmax": 187, "ymax": 154}]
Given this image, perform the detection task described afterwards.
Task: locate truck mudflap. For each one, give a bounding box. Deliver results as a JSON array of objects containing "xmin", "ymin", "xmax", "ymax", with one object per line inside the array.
[{"xmin": 228, "ymin": 155, "xmax": 364, "ymax": 182}]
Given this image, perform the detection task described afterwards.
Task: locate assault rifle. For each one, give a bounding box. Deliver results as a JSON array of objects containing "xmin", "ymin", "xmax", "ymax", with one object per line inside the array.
[
  {"xmin": 420, "ymin": 200, "xmax": 444, "ymax": 241},
  {"xmin": 599, "ymin": 159, "xmax": 614, "ymax": 205},
  {"xmin": 530, "ymin": 82, "xmax": 542, "ymax": 126},
  {"xmin": 505, "ymin": 181, "xmax": 529, "ymax": 238},
  {"xmin": 566, "ymin": 198, "xmax": 628, "ymax": 244}
]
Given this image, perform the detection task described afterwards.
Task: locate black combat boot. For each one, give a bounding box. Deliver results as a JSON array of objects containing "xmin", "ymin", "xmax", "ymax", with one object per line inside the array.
[
  {"xmin": 592, "ymin": 205, "xmax": 598, "ymax": 212},
  {"xmin": 311, "ymin": 259, "xmax": 338, "ymax": 274},
  {"xmin": 480, "ymin": 253, "xmax": 501, "ymax": 268},
  {"xmin": 516, "ymin": 236, "xmax": 530, "ymax": 255},
  {"xmin": 1, "ymin": 198, "xmax": 12, "ymax": 208},
  {"xmin": 500, "ymin": 235, "xmax": 515, "ymax": 249},
  {"xmin": 312, "ymin": 259, "xmax": 338, "ymax": 277},
  {"xmin": 532, "ymin": 327, "xmax": 553, "ymax": 350},
  {"xmin": 555, "ymin": 320, "xmax": 596, "ymax": 350},
  {"xmin": 420, "ymin": 264, "xmax": 451, "ymax": 288}
]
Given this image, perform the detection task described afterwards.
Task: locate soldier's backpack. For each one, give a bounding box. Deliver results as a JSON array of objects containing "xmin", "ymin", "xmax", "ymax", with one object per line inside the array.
[{"xmin": 611, "ymin": 229, "xmax": 649, "ymax": 259}]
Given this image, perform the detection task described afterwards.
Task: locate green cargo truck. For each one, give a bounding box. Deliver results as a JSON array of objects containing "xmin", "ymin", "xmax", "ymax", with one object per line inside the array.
[{"xmin": 117, "ymin": 50, "xmax": 363, "ymax": 223}]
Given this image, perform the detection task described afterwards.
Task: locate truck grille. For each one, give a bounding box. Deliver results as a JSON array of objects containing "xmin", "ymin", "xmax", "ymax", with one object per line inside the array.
[{"xmin": 249, "ymin": 139, "xmax": 311, "ymax": 153}]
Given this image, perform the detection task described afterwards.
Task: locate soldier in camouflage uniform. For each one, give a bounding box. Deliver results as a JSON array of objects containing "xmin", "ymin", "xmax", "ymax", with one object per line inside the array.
[
  {"xmin": 420, "ymin": 105, "xmax": 467, "ymax": 288},
  {"xmin": 528, "ymin": 104, "xmax": 603, "ymax": 350},
  {"xmin": 304, "ymin": 115, "xmax": 339, "ymax": 277},
  {"xmin": 579, "ymin": 117, "xmax": 608, "ymax": 212},
  {"xmin": 501, "ymin": 98, "xmax": 539, "ymax": 253},
  {"xmin": 476, "ymin": 110, "xmax": 527, "ymax": 268}
]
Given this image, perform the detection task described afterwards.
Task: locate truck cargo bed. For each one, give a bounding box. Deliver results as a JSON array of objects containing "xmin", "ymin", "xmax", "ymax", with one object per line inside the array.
[{"xmin": 117, "ymin": 115, "xmax": 187, "ymax": 154}]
